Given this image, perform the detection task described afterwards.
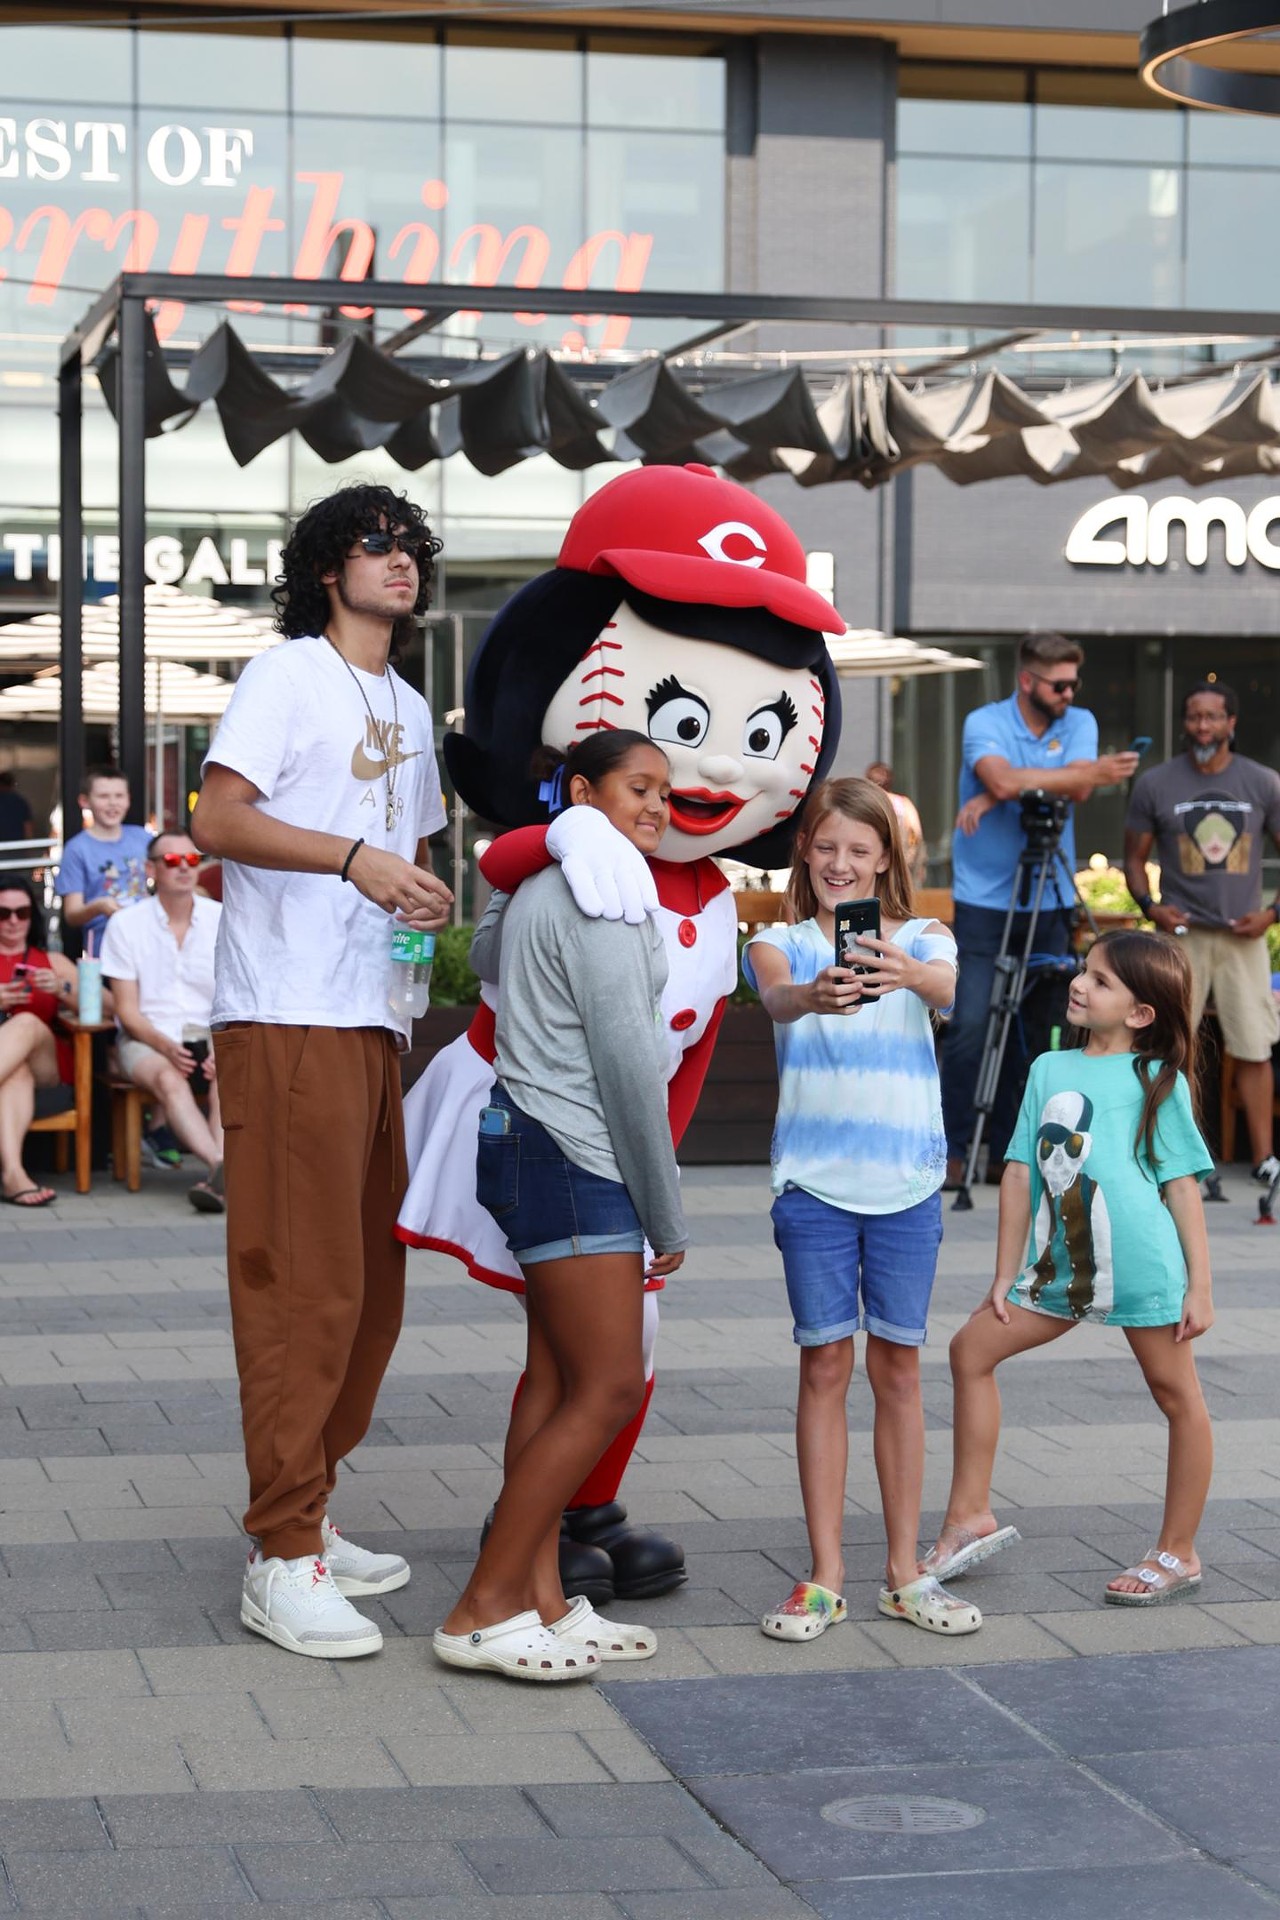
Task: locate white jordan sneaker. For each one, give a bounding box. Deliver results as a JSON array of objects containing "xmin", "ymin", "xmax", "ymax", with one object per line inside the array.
[
  {"xmin": 321, "ymin": 1517, "xmax": 411, "ymax": 1597},
  {"xmin": 241, "ymin": 1549, "xmax": 383, "ymax": 1659}
]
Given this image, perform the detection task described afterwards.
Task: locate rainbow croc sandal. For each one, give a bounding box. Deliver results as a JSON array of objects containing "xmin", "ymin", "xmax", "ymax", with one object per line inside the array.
[{"xmin": 761, "ymin": 1580, "xmax": 847, "ymax": 1641}]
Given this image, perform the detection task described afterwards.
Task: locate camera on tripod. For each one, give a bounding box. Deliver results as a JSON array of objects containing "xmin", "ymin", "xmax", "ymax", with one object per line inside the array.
[{"xmin": 1019, "ymin": 788, "xmax": 1069, "ymax": 855}]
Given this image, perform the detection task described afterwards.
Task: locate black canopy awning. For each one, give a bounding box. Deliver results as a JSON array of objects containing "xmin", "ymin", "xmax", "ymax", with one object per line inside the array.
[{"xmin": 96, "ymin": 309, "xmax": 1280, "ymax": 492}]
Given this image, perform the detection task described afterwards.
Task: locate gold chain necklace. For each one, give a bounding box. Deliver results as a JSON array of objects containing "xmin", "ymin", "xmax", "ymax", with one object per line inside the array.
[{"xmin": 327, "ymin": 636, "xmax": 400, "ymax": 832}]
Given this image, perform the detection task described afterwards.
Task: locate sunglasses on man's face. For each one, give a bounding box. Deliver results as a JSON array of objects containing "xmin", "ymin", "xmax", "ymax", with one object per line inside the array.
[
  {"xmin": 353, "ymin": 530, "xmax": 428, "ymax": 560},
  {"xmin": 1030, "ymin": 672, "xmax": 1080, "ymax": 697},
  {"xmin": 0, "ymin": 904, "xmax": 32, "ymax": 922},
  {"xmin": 159, "ymin": 852, "xmax": 201, "ymax": 869}
]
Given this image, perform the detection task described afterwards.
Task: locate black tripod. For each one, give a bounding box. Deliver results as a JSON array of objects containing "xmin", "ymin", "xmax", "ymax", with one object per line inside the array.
[{"xmin": 951, "ymin": 826, "xmax": 1098, "ymax": 1213}]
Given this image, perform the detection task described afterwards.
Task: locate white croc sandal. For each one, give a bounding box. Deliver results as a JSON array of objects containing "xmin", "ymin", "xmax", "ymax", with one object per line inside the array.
[
  {"xmin": 547, "ymin": 1592, "xmax": 657, "ymax": 1661},
  {"xmin": 761, "ymin": 1580, "xmax": 848, "ymax": 1642},
  {"xmin": 1104, "ymin": 1550, "xmax": 1202, "ymax": 1607},
  {"xmin": 922, "ymin": 1525, "xmax": 1021, "ymax": 1583},
  {"xmin": 879, "ymin": 1574, "xmax": 982, "ymax": 1636},
  {"xmin": 432, "ymin": 1608, "xmax": 599, "ymax": 1681}
]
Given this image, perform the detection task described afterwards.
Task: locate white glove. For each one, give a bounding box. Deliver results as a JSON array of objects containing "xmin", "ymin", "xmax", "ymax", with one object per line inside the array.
[{"xmin": 546, "ymin": 804, "xmax": 659, "ymax": 924}]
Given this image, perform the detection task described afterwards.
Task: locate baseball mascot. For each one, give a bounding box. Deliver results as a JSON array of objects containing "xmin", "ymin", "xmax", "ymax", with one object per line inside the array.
[{"xmin": 398, "ymin": 462, "xmax": 844, "ymax": 1604}]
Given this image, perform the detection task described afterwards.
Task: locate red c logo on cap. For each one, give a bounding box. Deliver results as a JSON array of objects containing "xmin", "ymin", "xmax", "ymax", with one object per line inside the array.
[{"xmin": 697, "ymin": 521, "xmax": 768, "ymax": 568}]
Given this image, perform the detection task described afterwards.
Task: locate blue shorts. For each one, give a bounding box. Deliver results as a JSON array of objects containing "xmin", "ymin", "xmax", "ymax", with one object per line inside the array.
[
  {"xmin": 770, "ymin": 1184, "xmax": 943, "ymax": 1347},
  {"xmin": 476, "ymin": 1083, "xmax": 645, "ymax": 1265}
]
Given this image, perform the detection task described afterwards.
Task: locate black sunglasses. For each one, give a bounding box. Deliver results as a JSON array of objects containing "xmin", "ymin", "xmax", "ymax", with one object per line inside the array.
[
  {"xmin": 0, "ymin": 904, "xmax": 32, "ymax": 921},
  {"xmin": 354, "ymin": 530, "xmax": 429, "ymax": 560},
  {"xmin": 1030, "ymin": 672, "xmax": 1080, "ymax": 696}
]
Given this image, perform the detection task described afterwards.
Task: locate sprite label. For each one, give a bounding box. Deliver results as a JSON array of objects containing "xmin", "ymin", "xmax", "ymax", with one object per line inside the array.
[{"xmin": 391, "ymin": 928, "xmax": 436, "ymax": 964}]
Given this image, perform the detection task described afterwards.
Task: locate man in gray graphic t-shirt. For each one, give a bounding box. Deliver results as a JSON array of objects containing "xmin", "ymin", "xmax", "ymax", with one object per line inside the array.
[{"xmin": 1124, "ymin": 681, "xmax": 1280, "ymax": 1184}]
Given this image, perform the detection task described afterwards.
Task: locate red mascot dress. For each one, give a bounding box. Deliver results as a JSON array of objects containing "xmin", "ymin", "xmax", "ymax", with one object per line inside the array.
[{"xmin": 398, "ymin": 463, "xmax": 844, "ymax": 1602}]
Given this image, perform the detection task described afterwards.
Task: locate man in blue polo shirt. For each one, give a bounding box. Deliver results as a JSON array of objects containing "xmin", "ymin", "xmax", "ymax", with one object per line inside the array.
[{"xmin": 941, "ymin": 633, "xmax": 1140, "ymax": 1186}]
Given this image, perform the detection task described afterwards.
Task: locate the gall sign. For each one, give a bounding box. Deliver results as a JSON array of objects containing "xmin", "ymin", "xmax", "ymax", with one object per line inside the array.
[
  {"xmin": 1065, "ymin": 494, "xmax": 1280, "ymax": 572},
  {"xmin": 0, "ymin": 117, "xmax": 657, "ymax": 347}
]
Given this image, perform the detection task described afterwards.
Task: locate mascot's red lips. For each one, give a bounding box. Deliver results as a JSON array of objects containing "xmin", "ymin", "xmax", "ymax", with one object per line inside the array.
[{"xmin": 668, "ymin": 789, "xmax": 748, "ymax": 836}]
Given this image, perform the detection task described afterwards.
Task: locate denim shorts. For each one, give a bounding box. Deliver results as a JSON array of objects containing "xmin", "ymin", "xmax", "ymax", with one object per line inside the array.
[
  {"xmin": 770, "ymin": 1183, "xmax": 943, "ymax": 1348},
  {"xmin": 475, "ymin": 1082, "xmax": 645, "ymax": 1265}
]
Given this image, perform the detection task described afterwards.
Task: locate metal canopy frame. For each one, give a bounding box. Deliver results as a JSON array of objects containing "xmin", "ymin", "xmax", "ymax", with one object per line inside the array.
[
  {"xmin": 1141, "ymin": 0, "xmax": 1280, "ymax": 115},
  {"xmin": 58, "ymin": 271, "xmax": 1280, "ymax": 834}
]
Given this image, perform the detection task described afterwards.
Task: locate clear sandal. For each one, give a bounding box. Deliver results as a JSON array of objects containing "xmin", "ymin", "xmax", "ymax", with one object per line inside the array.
[
  {"xmin": 878, "ymin": 1574, "xmax": 982, "ymax": 1636},
  {"xmin": 1104, "ymin": 1550, "xmax": 1201, "ymax": 1607},
  {"xmin": 921, "ymin": 1524, "xmax": 1020, "ymax": 1582}
]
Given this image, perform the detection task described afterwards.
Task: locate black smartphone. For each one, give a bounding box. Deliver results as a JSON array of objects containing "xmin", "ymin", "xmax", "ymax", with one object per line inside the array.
[
  {"xmin": 185, "ymin": 1036, "xmax": 210, "ymax": 1093},
  {"xmin": 1128, "ymin": 736, "xmax": 1152, "ymax": 758},
  {"xmin": 834, "ymin": 897, "xmax": 881, "ymax": 984}
]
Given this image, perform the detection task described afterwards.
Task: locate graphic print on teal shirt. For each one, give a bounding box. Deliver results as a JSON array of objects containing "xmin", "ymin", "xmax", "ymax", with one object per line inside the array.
[
  {"xmin": 1026, "ymin": 1090, "xmax": 1113, "ymax": 1321},
  {"xmin": 1007, "ymin": 1050, "xmax": 1213, "ymax": 1329}
]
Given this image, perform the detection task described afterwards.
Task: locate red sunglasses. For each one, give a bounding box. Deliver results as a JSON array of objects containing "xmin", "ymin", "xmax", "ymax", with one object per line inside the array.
[{"xmin": 159, "ymin": 851, "xmax": 201, "ymax": 868}]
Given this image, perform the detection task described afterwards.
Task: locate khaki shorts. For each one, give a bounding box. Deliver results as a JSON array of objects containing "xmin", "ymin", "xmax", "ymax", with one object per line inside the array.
[
  {"xmin": 114, "ymin": 1035, "xmax": 165, "ymax": 1081},
  {"xmin": 1184, "ymin": 927, "xmax": 1280, "ymax": 1062}
]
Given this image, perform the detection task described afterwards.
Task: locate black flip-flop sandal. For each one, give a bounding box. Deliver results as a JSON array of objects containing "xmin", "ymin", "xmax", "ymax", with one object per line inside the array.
[{"xmin": 1, "ymin": 1187, "xmax": 56, "ymax": 1208}]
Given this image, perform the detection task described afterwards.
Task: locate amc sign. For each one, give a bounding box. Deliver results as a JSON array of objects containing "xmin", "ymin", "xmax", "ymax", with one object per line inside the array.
[{"xmin": 1065, "ymin": 495, "xmax": 1280, "ymax": 571}]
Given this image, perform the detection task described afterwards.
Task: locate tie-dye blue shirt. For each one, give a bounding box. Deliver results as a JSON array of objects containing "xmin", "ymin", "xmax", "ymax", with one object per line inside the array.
[{"xmin": 744, "ymin": 916, "xmax": 956, "ymax": 1215}]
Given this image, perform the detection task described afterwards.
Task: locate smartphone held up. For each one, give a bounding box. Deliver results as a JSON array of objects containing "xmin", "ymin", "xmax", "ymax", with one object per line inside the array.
[{"xmin": 834, "ymin": 897, "xmax": 880, "ymax": 997}]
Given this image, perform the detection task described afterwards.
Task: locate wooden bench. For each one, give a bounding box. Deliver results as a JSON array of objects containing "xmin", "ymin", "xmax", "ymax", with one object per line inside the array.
[
  {"xmin": 734, "ymin": 887, "xmax": 956, "ymax": 931},
  {"xmin": 109, "ymin": 1080, "xmax": 149, "ymax": 1193},
  {"xmin": 25, "ymin": 1017, "xmax": 107, "ymax": 1195}
]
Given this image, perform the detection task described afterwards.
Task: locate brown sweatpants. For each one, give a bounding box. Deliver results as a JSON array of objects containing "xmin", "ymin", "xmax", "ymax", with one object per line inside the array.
[{"xmin": 214, "ymin": 1023, "xmax": 407, "ymax": 1561}]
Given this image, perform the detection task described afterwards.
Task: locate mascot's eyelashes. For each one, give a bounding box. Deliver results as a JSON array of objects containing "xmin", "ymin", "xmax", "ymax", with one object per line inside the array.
[
  {"xmin": 744, "ymin": 693, "xmax": 799, "ymax": 760},
  {"xmin": 647, "ymin": 674, "xmax": 711, "ymax": 747}
]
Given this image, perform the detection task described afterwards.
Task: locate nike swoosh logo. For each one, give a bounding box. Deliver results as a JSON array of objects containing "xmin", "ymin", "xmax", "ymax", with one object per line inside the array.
[{"xmin": 351, "ymin": 745, "xmax": 424, "ymax": 779}]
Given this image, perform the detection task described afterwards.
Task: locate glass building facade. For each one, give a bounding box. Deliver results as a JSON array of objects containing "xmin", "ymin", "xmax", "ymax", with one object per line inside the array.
[
  {"xmin": 898, "ymin": 63, "xmax": 1280, "ymax": 316},
  {"xmin": 894, "ymin": 64, "xmax": 1280, "ymax": 884},
  {"xmin": 2, "ymin": 15, "xmax": 1278, "ymax": 898},
  {"xmin": 0, "ymin": 20, "xmax": 726, "ymax": 604}
]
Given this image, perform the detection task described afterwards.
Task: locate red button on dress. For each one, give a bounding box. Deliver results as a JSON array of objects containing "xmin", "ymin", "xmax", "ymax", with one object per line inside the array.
[
  {"xmin": 678, "ymin": 918, "xmax": 697, "ymax": 948},
  {"xmin": 670, "ymin": 1008, "xmax": 697, "ymax": 1032}
]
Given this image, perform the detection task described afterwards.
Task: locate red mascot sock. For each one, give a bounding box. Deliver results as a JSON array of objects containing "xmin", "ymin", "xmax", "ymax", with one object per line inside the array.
[
  {"xmin": 505, "ymin": 1374, "xmax": 655, "ymax": 1512},
  {"xmin": 567, "ymin": 1377, "xmax": 654, "ymax": 1511}
]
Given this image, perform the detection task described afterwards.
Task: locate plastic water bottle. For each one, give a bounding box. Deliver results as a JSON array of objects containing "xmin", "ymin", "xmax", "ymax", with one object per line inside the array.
[
  {"xmin": 77, "ymin": 957, "xmax": 103, "ymax": 1024},
  {"xmin": 388, "ymin": 925, "xmax": 434, "ymax": 1020}
]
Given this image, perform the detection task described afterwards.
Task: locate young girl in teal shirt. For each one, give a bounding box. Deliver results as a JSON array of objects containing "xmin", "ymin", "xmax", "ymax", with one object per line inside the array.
[{"xmin": 924, "ymin": 929, "xmax": 1216, "ymax": 1606}]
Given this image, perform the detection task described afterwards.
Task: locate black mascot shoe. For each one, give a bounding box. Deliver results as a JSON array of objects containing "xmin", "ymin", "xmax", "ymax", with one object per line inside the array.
[
  {"xmin": 479, "ymin": 1505, "xmax": 615, "ymax": 1609},
  {"xmin": 558, "ymin": 1531, "xmax": 616, "ymax": 1609},
  {"xmin": 563, "ymin": 1500, "xmax": 687, "ymax": 1600}
]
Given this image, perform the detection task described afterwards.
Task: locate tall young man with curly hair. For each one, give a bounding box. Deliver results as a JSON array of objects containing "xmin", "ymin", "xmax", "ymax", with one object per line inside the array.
[{"xmin": 193, "ymin": 484, "xmax": 452, "ymax": 1660}]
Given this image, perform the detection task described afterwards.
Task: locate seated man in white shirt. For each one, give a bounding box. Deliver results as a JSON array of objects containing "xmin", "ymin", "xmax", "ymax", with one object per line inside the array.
[{"xmin": 99, "ymin": 831, "xmax": 224, "ymax": 1213}]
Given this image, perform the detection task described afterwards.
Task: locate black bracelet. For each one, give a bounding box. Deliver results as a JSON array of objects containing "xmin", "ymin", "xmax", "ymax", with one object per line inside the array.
[
  {"xmin": 1135, "ymin": 893, "xmax": 1154, "ymax": 917},
  {"xmin": 340, "ymin": 838, "xmax": 365, "ymax": 883}
]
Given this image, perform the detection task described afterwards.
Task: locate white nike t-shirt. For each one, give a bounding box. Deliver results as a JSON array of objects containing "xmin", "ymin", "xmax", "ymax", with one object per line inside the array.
[{"xmin": 202, "ymin": 635, "xmax": 448, "ymax": 1042}]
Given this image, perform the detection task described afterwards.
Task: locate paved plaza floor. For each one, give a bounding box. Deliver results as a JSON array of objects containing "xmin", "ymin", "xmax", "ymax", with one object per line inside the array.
[{"xmin": 0, "ymin": 1155, "xmax": 1279, "ymax": 1916}]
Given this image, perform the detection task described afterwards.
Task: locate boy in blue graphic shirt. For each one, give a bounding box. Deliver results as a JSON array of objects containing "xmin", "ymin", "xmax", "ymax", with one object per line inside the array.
[{"xmin": 57, "ymin": 766, "xmax": 151, "ymax": 953}]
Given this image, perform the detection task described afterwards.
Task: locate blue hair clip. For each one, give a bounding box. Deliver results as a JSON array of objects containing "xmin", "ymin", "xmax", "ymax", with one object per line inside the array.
[{"xmin": 537, "ymin": 764, "xmax": 567, "ymax": 817}]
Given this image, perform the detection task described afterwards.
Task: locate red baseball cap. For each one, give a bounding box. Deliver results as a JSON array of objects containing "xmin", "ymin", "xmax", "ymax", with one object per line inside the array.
[{"xmin": 557, "ymin": 463, "xmax": 845, "ymax": 636}]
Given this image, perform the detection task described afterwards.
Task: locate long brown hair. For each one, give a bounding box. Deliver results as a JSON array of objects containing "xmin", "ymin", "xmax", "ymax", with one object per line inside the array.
[
  {"xmin": 786, "ymin": 777, "xmax": 915, "ymax": 925},
  {"xmin": 1089, "ymin": 929, "xmax": 1197, "ymax": 1172}
]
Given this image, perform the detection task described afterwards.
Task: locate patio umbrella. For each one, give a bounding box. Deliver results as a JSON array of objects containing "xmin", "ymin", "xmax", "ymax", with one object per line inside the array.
[
  {"xmin": 826, "ymin": 630, "xmax": 984, "ymax": 679},
  {"xmin": 0, "ymin": 582, "xmax": 278, "ymax": 669},
  {"xmin": 0, "ymin": 659, "xmax": 235, "ymax": 720}
]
